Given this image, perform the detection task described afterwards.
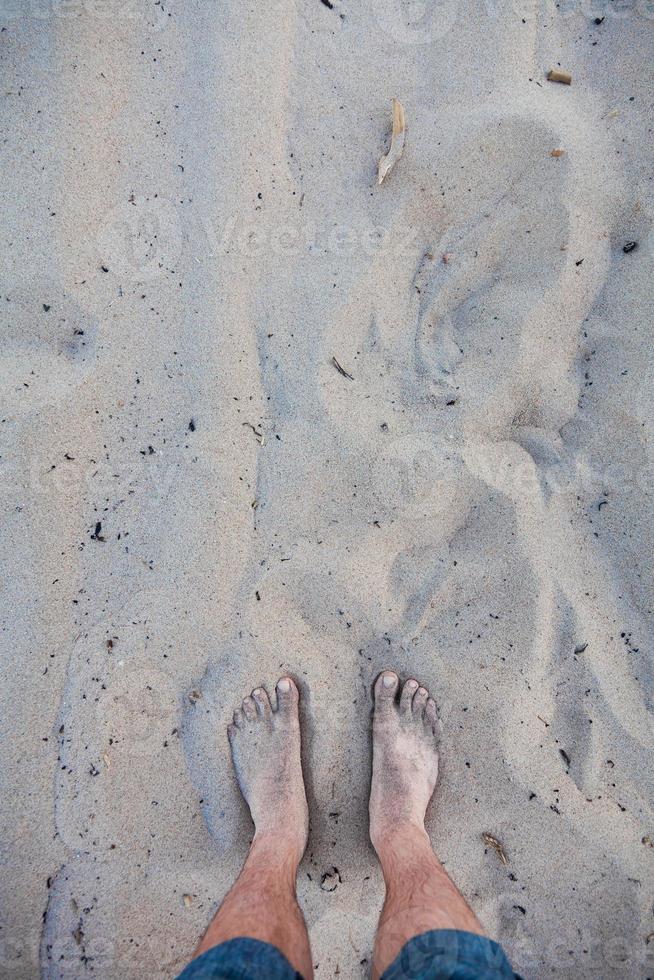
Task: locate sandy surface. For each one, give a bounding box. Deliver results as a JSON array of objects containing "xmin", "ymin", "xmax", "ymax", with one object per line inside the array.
[{"xmin": 1, "ymin": 2, "xmax": 653, "ymax": 977}]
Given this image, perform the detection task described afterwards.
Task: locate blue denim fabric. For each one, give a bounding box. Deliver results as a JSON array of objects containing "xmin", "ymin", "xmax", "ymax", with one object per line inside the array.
[
  {"xmin": 380, "ymin": 929, "xmax": 520, "ymax": 979},
  {"xmin": 175, "ymin": 937, "xmax": 302, "ymax": 979},
  {"xmin": 175, "ymin": 929, "xmax": 519, "ymax": 980}
]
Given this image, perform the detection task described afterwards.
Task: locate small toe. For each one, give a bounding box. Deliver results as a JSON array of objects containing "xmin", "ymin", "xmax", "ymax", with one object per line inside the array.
[
  {"xmin": 374, "ymin": 670, "xmax": 399, "ymax": 708},
  {"xmin": 412, "ymin": 686, "xmax": 428, "ymax": 717},
  {"xmin": 400, "ymin": 678, "xmax": 419, "ymax": 714},
  {"xmin": 227, "ymin": 723, "xmax": 238, "ymax": 741},
  {"xmin": 252, "ymin": 687, "xmax": 272, "ymax": 719},
  {"xmin": 425, "ymin": 698, "xmax": 439, "ymax": 729},
  {"xmin": 242, "ymin": 696, "xmax": 257, "ymax": 722},
  {"xmin": 275, "ymin": 676, "xmax": 299, "ymax": 716},
  {"xmin": 232, "ymin": 709, "xmax": 244, "ymax": 728}
]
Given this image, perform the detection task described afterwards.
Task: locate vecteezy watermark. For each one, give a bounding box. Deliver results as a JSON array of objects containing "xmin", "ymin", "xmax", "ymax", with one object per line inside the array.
[
  {"xmin": 371, "ymin": 0, "xmax": 461, "ymax": 43},
  {"xmin": 0, "ymin": 0, "xmax": 176, "ymax": 30},
  {"xmin": 370, "ymin": 0, "xmax": 653, "ymax": 42},
  {"xmin": 27, "ymin": 450, "xmax": 182, "ymax": 502},
  {"xmin": 96, "ymin": 200, "xmax": 427, "ymax": 278},
  {"xmin": 513, "ymin": 0, "xmax": 654, "ymax": 19},
  {"xmin": 369, "ymin": 430, "xmax": 654, "ymax": 523},
  {"xmin": 0, "ymin": 931, "xmax": 40, "ymax": 977},
  {"xmin": 199, "ymin": 212, "xmax": 425, "ymax": 260}
]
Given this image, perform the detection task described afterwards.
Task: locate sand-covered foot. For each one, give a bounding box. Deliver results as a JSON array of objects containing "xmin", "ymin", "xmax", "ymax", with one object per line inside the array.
[
  {"xmin": 369, "ymin": 670, "xmax": 440, "ymax": 847},
  {"xmin": 227, "ymin": 677, "xmax": 308, "ymax": 860}
]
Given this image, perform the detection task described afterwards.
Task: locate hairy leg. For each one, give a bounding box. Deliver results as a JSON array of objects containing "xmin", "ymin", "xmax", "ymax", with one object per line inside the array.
[
  {"xmin": 193, "ymin": 677, "xmax": 312, "ymax": 978},
  {"xmin": 370, "ymin": 670, "xmax": 485, "ymax": 978}
]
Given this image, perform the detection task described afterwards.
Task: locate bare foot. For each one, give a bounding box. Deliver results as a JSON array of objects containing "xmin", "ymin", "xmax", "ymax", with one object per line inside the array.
[
  {"xmin": 369, "ymin": 670, "xmax": 440, "ymax": 849},
  {"xmin": 227, "ymin": 677, "xmax": 308, "ymax": 861}
]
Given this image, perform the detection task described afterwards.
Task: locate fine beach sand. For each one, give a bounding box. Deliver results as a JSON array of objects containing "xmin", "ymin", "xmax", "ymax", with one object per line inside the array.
[{"xmin": 1, "ymin": 2, "xmax": 653, "ymax": 977}]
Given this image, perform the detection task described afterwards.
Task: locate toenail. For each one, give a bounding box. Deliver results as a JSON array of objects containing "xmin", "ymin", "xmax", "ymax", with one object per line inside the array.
[
  {"xmin": 382, "ymin": 673, "xmax": 396, "ymax": 688},
  {"xmin": 407, "ymin": 680, "xmax": 418, "ymax": 688},
  {"xmin": 418, "ymin": 688, "xmax": 427, "ymax": 696},
  {"xmin": 278, "ymin": 678, "xmax": 290, "ymax": 692},
  {"xmin": 253, "ymin": 688, "xmax": 262, "ymax": 696}
]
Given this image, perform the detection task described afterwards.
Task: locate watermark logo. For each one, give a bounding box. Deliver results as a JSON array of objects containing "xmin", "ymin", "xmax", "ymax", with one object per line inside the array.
[
  {"xmin": 372, "ymin": 0, "xmax": 460, "ymax": 42},
  {"xmin": 373, "ymin": 432, "xmax": 461, "ymax": 519},
  {"xmin": 97, "ymin": 660, "xmax": 177, "ymax": 758},
  {"xmin": 97, "ymin": 196, "xmax": 183, "ymax": 281},
  {"xmin": 0, "ymin": 0, "xmax": 177, "ymax": 29}
]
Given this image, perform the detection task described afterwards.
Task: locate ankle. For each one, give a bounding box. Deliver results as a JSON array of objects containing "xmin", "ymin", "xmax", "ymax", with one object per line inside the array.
[
  {"xmin": 250, "ymin": 828, "xmax": 305, "ymax": 870},
  {"xmin": 370, "ymin": 819, "xmax": 431, "ymax": 859}
]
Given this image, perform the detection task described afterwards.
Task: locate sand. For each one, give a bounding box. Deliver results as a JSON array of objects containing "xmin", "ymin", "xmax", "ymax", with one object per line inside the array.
[{"xmin": 1, "ymin": 1, "xmax": 653, "ymax": 977}]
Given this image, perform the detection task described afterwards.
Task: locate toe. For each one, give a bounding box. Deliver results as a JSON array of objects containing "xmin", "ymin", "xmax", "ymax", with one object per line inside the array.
[
  {"xmin": 242, "ymin": 696, "xmax": 257, "ymax": 722},
  {"xmin": 374, "ymin": 670, "xmax": 399, "ymax": 710},
  {"xmin": 412, "ymin": 686, "xmax": 428, "ymax": 717},
  {"xmin": 425, "ymin": 698, "xmax": 439, "ymax": 730},
  {"xmin": 233, "ymin": 709, "xmax": 244, "ymax": 728},
  {"xmin": 227, "ymin": 723, "xmax": 238, "ymax": 741},
  {"xmin": 252, "ymin": 687, "xmax": 272, "ymax": 719},
  {"xmin": 400, "ymin": 678, "xmax": 419, "ymax": 714},
  {"xmin": 275, "ymin": 676, "xmax": 299, "ymax": 717}
]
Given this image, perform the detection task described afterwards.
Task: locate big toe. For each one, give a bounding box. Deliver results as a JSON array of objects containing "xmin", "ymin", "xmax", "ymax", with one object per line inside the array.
[
  {"xmin": 374, "ymin": 670, "xmax": 399, "ymax": 711},
  {"xmin": 275, "ymin": 676, "xmax": 299, "ymax": 719}
]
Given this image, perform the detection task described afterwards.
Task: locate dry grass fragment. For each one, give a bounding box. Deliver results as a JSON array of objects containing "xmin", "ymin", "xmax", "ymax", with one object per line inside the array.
[
  {"xmin": 378, "ymin": 98, "xmax": 406, "ymax": 184},
  {"xmin": 331, "ymin": 356, "xmax": 354, "ymax": 380},
  {"xmin": 482, "ymin": 832, "xmax": 508, "ymax": 864}
]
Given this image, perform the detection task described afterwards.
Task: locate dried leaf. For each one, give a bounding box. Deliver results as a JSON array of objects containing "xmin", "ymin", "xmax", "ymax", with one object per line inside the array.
[
  {"xmin": 482, "ymin": 832, "xmax": 508, "ymax": 865},
  {"xmin": 378, "ymin": 98, "xmax": 406, "ymax": 184},
  {"xmin": 183, "ymin": 894, "xmax": 193, "ymax": 908},
  {"xmin": 550, "ymin": 148, "xmax": 565, "ymax": 157},
  {"xmin": 102, "ymin": 752, "xmax": 111, "ymax": 769}
]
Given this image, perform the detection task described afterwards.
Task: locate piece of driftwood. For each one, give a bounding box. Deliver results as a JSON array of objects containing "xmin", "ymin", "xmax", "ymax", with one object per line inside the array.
[
  {"xmin": 378, "ymin": 98, "xmax": 406, "ymax": 184},
  {"xmin": 547, "ymin": 69, "xmax": 572, "ymax": 85}
]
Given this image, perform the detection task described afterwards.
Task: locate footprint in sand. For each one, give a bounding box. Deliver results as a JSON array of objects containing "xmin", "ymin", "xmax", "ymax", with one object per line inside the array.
[{"xmin": 0, "ymin": 278, "xmax": 98, "ymax": 413}]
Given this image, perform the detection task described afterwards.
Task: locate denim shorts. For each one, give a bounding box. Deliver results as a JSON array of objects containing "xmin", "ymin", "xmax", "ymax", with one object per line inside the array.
[{"xmin": 176, "ymin": 929, "xmax": 520, "ymax": 979}]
